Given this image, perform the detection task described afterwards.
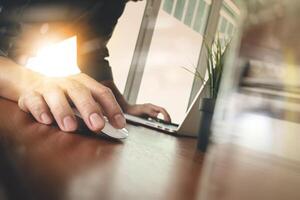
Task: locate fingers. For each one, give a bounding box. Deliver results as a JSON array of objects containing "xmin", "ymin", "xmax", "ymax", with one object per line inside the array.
[
  {"xmin": 142, "ymin": 104, "xmax": 171, "ymax": 123},
  {"xmin": 62, "ymin": 80, "xmax": 105, "ymax": 132},
  {"xmin": 73, "ymin": 74, "xmax": 126, "ymax": 129},
  {"xmin": 150, "ymin": 104, "xmax": 172, "ymax": 123},
  {"xmin": 18, "ymin": 91, "xmax": 53, "ymax": 125},
  {"xmin": 43, "ymin": 87, "xmax": 77, "ymax": 132},
  {"xmin": 92, "ymin": 87, "xmax": 126, "ymax": 128},
  {"xmin": 17, "ymin": 73, "xmax": 126, "ymax": 132}
]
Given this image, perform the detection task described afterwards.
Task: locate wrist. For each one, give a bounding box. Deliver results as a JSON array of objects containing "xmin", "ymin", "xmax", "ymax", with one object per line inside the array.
[
  {"xmin": 0, "ymin": 58, "xmax": 43, "ymax": 101},
  {"xmin": 17, "ymin": 68, "xmax": 42, "ymax": 94}
]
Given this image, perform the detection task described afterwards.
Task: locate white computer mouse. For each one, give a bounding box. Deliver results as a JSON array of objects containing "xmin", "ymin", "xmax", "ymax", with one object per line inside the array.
[
  {"xmin": 101, "ymin": 117, "xmax": 129, "ymax": 139},
  {"xmin": 73, "ymin": 109, "xmax": 128, "ymax": 139}
]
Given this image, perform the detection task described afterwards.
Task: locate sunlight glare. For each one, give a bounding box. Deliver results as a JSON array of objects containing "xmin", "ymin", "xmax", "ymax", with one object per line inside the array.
[{"xmin": 26, "ymin": 36, "xmax": 81, "ymax": 77}]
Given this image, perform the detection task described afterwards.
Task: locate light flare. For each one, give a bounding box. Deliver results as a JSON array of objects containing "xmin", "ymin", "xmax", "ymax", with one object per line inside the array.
[{"xmin": 26, "ymin": 36, "xmax": 81, "ymax": 77}]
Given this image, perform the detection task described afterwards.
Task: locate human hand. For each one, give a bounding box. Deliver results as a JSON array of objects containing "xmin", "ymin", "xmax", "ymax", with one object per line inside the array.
[
  {"xmin": 125, "ymin": 103, "xmax": 171, "ymax": 123},
  {"xmin": 18, "ymin": 73, "xmax": 126, "ymax": 133}
]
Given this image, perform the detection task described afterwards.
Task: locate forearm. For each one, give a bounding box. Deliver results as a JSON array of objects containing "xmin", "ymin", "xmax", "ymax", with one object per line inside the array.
[
  {"xmin": 100, "ymin": 80, "xmax": 129, "ymax": 112},
  {"xmin": 0, "ymin": 57, "xmax": 40, "ymax": 101}
]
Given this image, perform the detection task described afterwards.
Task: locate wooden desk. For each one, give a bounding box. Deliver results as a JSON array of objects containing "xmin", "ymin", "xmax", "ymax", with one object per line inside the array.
[
  {"xmin": 2, "ymin": 97, "xmax": 299, "ymax": 200},
  {"xmin": 0, "ymin": 98, "xmax": 204, "ymax": 200},
  {"xmin": 199, "ymin": 93, "xmax": 300, "ymax": 200}
]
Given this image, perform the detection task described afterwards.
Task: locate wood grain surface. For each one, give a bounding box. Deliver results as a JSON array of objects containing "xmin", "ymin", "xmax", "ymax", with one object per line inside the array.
[{"xmin": 0, "ymin": 98, "xmax": 203, "ymax": 200}]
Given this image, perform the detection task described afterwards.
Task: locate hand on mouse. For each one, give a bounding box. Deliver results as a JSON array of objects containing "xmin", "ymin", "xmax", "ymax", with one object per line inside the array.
[
  {"xmin": 17, "ymin": 73, "xmax": 126, "ymax": 132},
  {"xmin": 0, "ymin": 57, "xmax": 126, "ymax": 133}
]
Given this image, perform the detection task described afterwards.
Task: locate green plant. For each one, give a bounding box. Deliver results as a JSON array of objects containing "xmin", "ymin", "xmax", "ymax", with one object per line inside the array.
[
  {"xmin": 183, "ymin": 37, "xmax": 230, "ymax": 99},
  {"xmin": 206, "ymin": 38, "xmax": 230, "ymax": 99}
]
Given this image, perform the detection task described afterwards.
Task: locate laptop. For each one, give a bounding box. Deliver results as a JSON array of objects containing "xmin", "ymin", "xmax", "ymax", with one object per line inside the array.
[{"xmin": 125, "ymin": 84, "xmax": 205, "ymax": 137}]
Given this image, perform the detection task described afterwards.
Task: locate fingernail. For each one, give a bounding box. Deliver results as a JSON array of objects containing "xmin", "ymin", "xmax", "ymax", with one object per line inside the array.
[
  {"xmin": 40, "ymin": 113, "xmax": 52, "ymax": 124},
  {"xmin": 89, "ymin": 113, "xmax": 104, "ymax": 130},
  {"xmin": 63, "ymin": 116, "xmax": 77, "ymax": 131},
  {"xmin": 114, "ymin": 114, "xmax": 126, "ymax": 128}
]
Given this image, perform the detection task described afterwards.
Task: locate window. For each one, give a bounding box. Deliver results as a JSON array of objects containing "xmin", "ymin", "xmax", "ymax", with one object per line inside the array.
[
  {"xmin": 164, "ymin": 0, "xmax": 211, "ymax": 34},
  {"xmin": 217, "ymin": 0, "xmax": 240, "ymax": 40},
  {"xmin": 136, "ymin": 0, "xmax": 211, "ymax": 123}
]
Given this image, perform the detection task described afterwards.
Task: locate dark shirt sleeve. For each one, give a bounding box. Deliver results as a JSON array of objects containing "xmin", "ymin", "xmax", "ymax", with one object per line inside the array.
[
  {"xmin": 77, "ymin": 0, "xmax": 126, "ymax": 82},
  {"xmin": 0, "ymin": 21, "xmax": 21, "ymax": 59},
  {"xmin": 0, "ymin": 17, "xmax": 8, "ymax": 57},
  {"xmin": 0, "ymin": 49, "xmax": 7, "ymax": 57},
  {"xmin": 77, "ymin": 37, "xmax": 114, "ymax": 81}
]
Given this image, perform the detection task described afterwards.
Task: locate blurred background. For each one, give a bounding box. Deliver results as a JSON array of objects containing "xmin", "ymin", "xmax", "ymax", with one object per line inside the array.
[{"xmin": 198, "ymin": 0, "xmax": 300, "ymax": 199}]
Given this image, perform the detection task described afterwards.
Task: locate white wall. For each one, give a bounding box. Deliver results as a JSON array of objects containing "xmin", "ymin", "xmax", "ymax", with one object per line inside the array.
[
  {"xmin": 107, "ymin": 1, "xmax": 146, "ymax": 93},
  {"xmin": 137, "ymin": 10, "xmax": 203, "ymax": 123}
]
